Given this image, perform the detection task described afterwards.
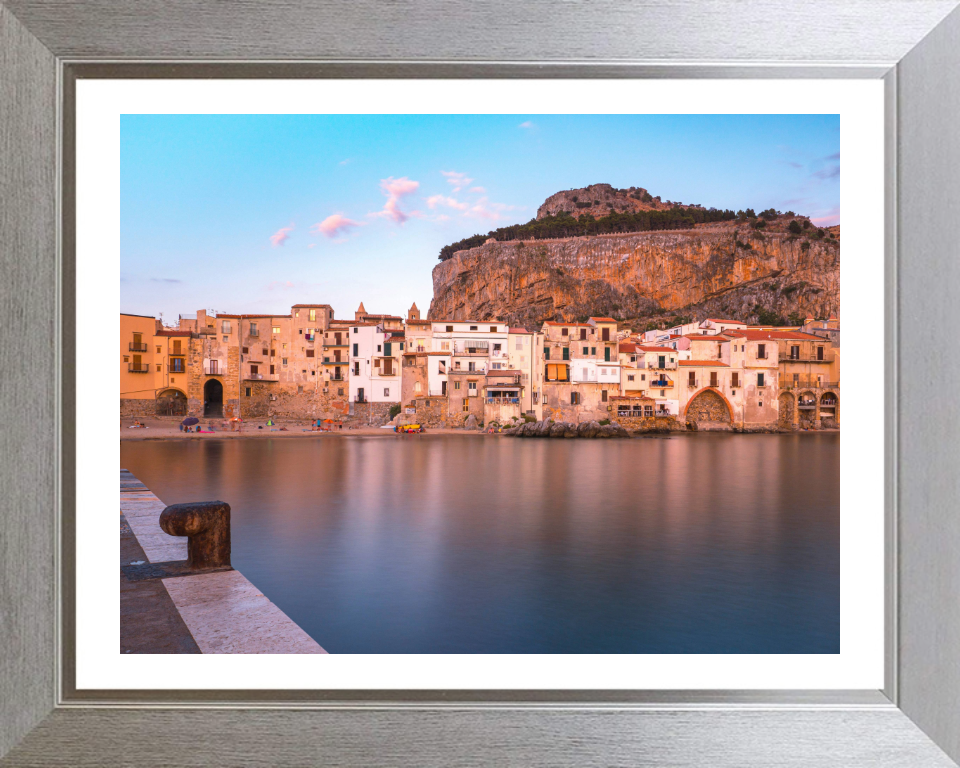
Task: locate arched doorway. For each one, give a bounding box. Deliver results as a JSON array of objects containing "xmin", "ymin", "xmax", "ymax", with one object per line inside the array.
[
  {"xmin": 204, "ymin": 379, "xmax": 223, "ymax": 417},
  {"xmin": 156, "ymin": 388, "xmax": 187, "ymax": 417},
  {"xmin": 684, "ymin": 388, "xmax": 732, "ymax": 428},
  {"xmin": 819, "ymin": 391, "xmax": 839, "ymax": 427},
  {"xmin": 797, "ymin": 390, "xmax": 817, "ymax": 426},
  {"xmin": 777, "ymin": 392, "xmax": 796, "ymax": 430}
]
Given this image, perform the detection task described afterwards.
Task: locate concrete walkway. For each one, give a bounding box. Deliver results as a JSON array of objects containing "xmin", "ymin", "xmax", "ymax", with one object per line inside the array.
[{"xmin": 120, "ymin": 469, "xmax": 326, "ymax": 654}]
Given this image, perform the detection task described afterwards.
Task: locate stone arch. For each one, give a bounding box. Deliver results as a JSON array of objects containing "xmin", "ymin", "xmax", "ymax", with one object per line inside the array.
[
  {"xmin": 156, "ymin": 387, "xmax": 187, "ymax": 417},
  {"xmin": 204, "ymin": 378, "xmax": 224, "ymax": 418},
  {"xmin": 819, "ymin": 391, "xmax": 839, "ymax": 428},
  {"xmin": 797, "ymin": 390, "xmax": 818, "ymax": 425},
  {"xmin": 777, "ymin": 391, "xmax": 796, "ymax": 430},
  {"xmin": 683, "ymin": 388, "xmax": 733, "ymax": 427}
]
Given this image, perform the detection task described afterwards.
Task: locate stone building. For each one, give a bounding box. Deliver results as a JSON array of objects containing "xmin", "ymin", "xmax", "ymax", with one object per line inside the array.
[
  {"xmin": 540, "ymin": 317, "xmax": 620, "ymax": 422},
  {"xmin": 677, "ymin": 334, "xmax": 780, "ymax": 431}
]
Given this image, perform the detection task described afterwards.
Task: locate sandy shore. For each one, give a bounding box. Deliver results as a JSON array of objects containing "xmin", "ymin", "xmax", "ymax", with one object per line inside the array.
[{"xmin": 120, "ymin": 416, "xmax": 485, "ymax": 440}]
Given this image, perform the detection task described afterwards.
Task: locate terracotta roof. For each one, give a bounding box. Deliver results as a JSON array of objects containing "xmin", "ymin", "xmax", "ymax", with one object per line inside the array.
[
  {"xmin": 291, "ymin": 303, "xmax": 333, "ymax": 308},
  {"xmin": 542, "ymin": 321, "xmax": 592, "ymax": 327},
  {"xmin": 487, "ymin": 369, "xmax": 522, "ymax": 375},
  {"xmin": 637, "ymin": 345, "xmax": 676, "ymax": 352},
  {"xmin": 589, "ymin": 316, "xmax": 617, "ymax": 323},
  {"xmin": 679, "ymin": 360, "xmax": 729, "ymax": 367},
  {"xmin": 729, "ymin": 329, "xmax": 827, "ymax": 341},
  {"xmin": 155, "ymin": 330, "xmax": 192, "ymax": 337},
  {"xmin": 120, "ymin": 312, "xmax": 157, "ymax": 319},
  {"xmin": 683, "ymin": 334, "xmax": 731, "ymax": 341},
  {"xmin": 508, "ymin": 327, "xmax": 530, "ymax": 334},
  {"xmin": 215, "ymin": 313, "xmax": 289, "ymax": 319},
  {"xmin": 619, "ymin": 342, "xmax": 640, "ymax": 353}
]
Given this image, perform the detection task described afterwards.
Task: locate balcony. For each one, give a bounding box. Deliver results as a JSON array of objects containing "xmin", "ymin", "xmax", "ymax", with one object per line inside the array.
[
  {"xmin": 780, "ymin": 377, "xmax": 840, "ymax": 390},
  {"xmin": 486, "ymin": 397, "xmax": 520, "ymax": 405},
  {"xmin": 642, "ymin": 361, "xmax": 678, "ymax": 370},
  {"xmin": 204, "ymin": 362, "xmax": 224, "ymax": 376},
  {"xmin": 784, "ymin": 353, "xmax": 836, "ymax": 363},
  {"xmin": 650, "ymin": 378, "xmax": 674, "ymax": 388},
  {"xmin": 127, "ymin": 363, "xmax": 150, "ymax": 373},
  {"xmin": 455, "ymin": 348, "xmax": 490, "ymax": 356},
  {"xmin": 168, "ymin": 363, "xmax": 187, "ymax": 374},
  {"xmin": 128, "ymin": 342, "xmax": 147, "ymax": 352},
  {"xmin": 247, "ymin": 330, "xmax": 259, "ymax": 337}
]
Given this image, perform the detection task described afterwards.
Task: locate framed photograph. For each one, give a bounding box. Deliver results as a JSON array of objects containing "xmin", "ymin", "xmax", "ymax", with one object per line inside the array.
[{"xmin": 3, "ymin": 1, "xmax": 960, "ymax": 765}]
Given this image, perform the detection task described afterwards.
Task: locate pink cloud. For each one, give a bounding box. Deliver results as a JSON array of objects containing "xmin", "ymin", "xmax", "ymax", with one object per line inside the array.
[
  {"xmin": 426, "ymin": 194, "xmax": 467, "ymax": 211},
  {"xmin": 311, "ymin": 213, "xmax": 362, "ymax": 239},
  {"xmin": 465, "ymin": 197, "xmax": 519, "ymax": 222},
  {"xmin": 269, "ymin": 224, "xmax": 294, "ymax": 247},
  {"xmin": 369, "ymin": 176, "xmax": 420, "ymax": 223},
  {"xmin": 810, "ymin": 207, "xmax": 840, "ymax": 227},
  {"xmin": 469, "ymin": 186, "xmax": 486, "ymax": 194},
  {"xmin": 267, "ymin": 280, "xmax": 295, "ymax": 291},
  {"xmin": 441, "ymin": 170, "xmax": 473, "ymax": 193}
]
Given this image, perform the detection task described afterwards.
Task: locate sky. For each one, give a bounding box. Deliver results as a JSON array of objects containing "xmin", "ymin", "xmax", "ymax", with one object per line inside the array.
[{"xmin": 120, "ymin": 114, "xmax": 840, "ymax": 323}]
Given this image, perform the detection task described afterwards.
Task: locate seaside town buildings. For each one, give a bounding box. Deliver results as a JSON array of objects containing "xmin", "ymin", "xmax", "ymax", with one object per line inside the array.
[{"xmin": 121, "ymin": 303, "xmax": 840, "ymax": 431}]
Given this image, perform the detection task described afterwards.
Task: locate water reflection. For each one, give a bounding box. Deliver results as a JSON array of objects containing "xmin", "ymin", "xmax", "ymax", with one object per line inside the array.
[{"xmin": 120, "ymin": 433, "xmax": 839, "ymax": 653}]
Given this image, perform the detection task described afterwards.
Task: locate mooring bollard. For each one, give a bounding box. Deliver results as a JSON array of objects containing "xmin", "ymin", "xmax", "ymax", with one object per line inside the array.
[{"xmin": 159, "ymin": 501, "xmax": 231, "ymax": 570}]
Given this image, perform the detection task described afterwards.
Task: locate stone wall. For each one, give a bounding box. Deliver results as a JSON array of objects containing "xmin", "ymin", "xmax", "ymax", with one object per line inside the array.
[
  {"xmin": 777, "ymin": 392, "xmax": 797, "ymax": 430},
  {"xmin": 614, "ymin": 415, "xmax": 683, "ymax": 432},
  {"xmin": 352, "ymin": 401, "xmax": 395, "ymax": 427},
  {"xmin": 120, "ymin": 398, "xmax": 157, "ymax": 418},
  {"xmin": 685, "ymin": 389, "xmax": 732, "ymax": 425},
  {"xmin": 411, "ymin": 396, "xmax": 449, "ymax": 428}
]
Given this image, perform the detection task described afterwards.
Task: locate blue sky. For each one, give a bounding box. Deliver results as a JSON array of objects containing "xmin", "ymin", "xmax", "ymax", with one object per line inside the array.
[{"xmin": 121, "ymin": 114, "xmax": 839, "ymax": 322}]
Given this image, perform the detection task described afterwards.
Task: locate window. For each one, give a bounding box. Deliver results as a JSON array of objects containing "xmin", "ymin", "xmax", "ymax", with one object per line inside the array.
[
  {"xmin": 156, "ymin": 364, "xmax": 161, "ymax": 372},
  {"xmin": 817, "ymin": 346, "xmax": 824, "ymax": 361},
  {"xmin": 462, "ymin": 399, "xmax": 470, "ymax": 412},
  {"xmin": 441, "ymin": 341, "xmax": 450, "ymax": 351},
  {"xmin": 377, "ymin": 344, "xmax": 382, "ymax": 352},
  {"xmin": 251, "ymin": 364, "xmax": 259, "ymax": 374},
  {"xmin": 170, "ymin": 358, "xmax": 185, "ymax": 373},
  {"xmin": 353, "ymin": 327, "xmax": 358, "ymax": 334},
  {"xmin": 242, "ymin": 346, "xmax": 249, "ymax": 354},
  {"xmin": 757, "ymin": 343, "xmax": 767, "ymax": 359},
  {"xmin": 282, "ymin": 358, "xmax": 288, "ymax": 365},
  {"xmin": 583, "ymin": 347, "xmax": 589, "ymax": 355},
  {"xmin": 790, "ymin": 345, "xmax": 800, "ymax": 360},
  {"xmin": 353, "ymin": 343, "xmax": 358, "ymax": 356},
  {"xmin": 491, "ymin": 362, "xmax": 502, "ymax": 369},
  {"xmin": 306, "ymin": 349, "xmax": 315, "ymax": 358},
  {"xmin": 493, "ymin": 343, "xmax": 501, "ymax": 354},
  {"xmin": 454, "ymin": 381, "xmax": 461, "ymax": 390},
  {"xmin": 602, "ymin": 328, "xmax": 610, "ymax": 341},
  {"xmin": 641, "ymin": 374, "xmax": 646, "ymax": 381},
  {"xmin": 571, "ymin": 392, "xmax": 581, "ymax": 405},
  {"xmin": 545, "ymin": 364, "xmax": 569, "ymax": 382},
  {"xmin": 222, "ymin": 321, "xmax": 231, "ymax": 333},
  {"xmin": 309, "ymin": 309, "xmax": 316, "ymax": 322},
  {"xmin": 415, "ymin": 381, "xmax": 422, "ymax": 393},
  {"xmin": 250, "ymin": 322, "xmax": 258, "ymax": 335},
  {"xmin": 468, "ymin": 381, "xmax": 477, "ymax": 394},
  {"xmin": 490, "ymin": 326, "xmax": 497, "ymax": 333},
  {"xmin": 446, "ymin": 325, "xmax": 453, "ymax": 332},
  {"xmin": 338, "ymin": 388, "xmax": 344, "ymax": 396},
  {"xmin": 468, "ymin": 361, "xmax": 476, "ymax": 372},
  {"xmin": 311, "ymin": 370, "xmax": 315, "ymax": 376},
  {"xmin": 580, "ymin": 328, "xmax": 587, "ymax": 340},
  {"xmin": 591, "ymin": 347, "xmax": 596, "ymax": 356},
  {"xmin": 562, "ymin": 347, "xmax": 569, "ymax": 361},
  {"xmin": 223, "ymin": 336, "xmax": 228, "ymax": 342},
  {"xmin": 644, "ymin": 405, "xmax": 654, "ymax": 417},
  {"xmin": 732, "ymin": 372, "xmax": 740, "ymax": 388},
  {"xmin": 515, "ymin": 337, "xmax": 524, "ymax": 350},
  {"xmin": 470, "ymin": 325, "xmax": 478, "ymax": 331},
  {"xmin": 297, "ymin": 385, "xmax": 304, "ymax": 394},
  {"xmin": 384, "ymin": 388, "xmax": 390, "ymax": 397},
  {"xmin": 710, "ymin": 371, "xmax": 718, "ymax": 388},
  {"xmin": 601, "ymin": 390, "xmax": 608, "ymax": 402},
  {"xmin": 757, "ymin": 372, "xmax": 766, "ymax": 387},
  {"xmin": 270, "ymin": 348, "xmax": 275, "ymax": 357},
  {"xmin": 156, "ymin": 346, "xmax": 161, "ymax": 354},
  {"xmin": 628, "ymin": 374, "xmax": 635, "ymax": 382},
  {"xmin": 262, "ymin": 348, "xmax": 268, "ymax": 356},
  {"xmin": 353, "ymin": 362, "xmax": 360, "ymax": 376},
  {"xmin": 604, "ymin": 347, "xmax": 611, "ymax": 362},
  {"xmin": 384, "ymin": 342, "xmax": 392, "ymax": 356},
  {"xmin": 688, "ymin": 371, "xmax": 696, "ymax": 386},
  {"xmin": 245, "ymin": 387, "xmax": 251, "ymax": 397},
  {"xmin": 544, "ymin": 347, "xmax": 550, "ymax": 360},
  {"xmin": 270, "ymin": 365, "xmax": 275, "ymax": 374}
]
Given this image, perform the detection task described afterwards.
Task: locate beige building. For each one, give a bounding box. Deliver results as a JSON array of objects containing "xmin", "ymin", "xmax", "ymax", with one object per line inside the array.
[{"xmin": 540, "ymin": 317, "xmax": 620, "ymax": 422}]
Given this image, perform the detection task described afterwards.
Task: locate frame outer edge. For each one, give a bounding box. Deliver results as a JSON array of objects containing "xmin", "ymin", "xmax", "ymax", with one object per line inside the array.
[
  {"xmin": 0, "ymin": 2, "xmax": 58, "ymax": 760},
  {"xmin": 896, "ymin": 4, "xmax": 960, "ymax": 765}
]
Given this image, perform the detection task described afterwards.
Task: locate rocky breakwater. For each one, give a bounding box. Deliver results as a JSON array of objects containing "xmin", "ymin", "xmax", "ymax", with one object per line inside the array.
[
  {"xmin": 429, "ymin": 227, "xmax": 839, "ymax": 329},
  {"xmin": 503, "ymin": 419, "xmax": 630, "ymax": 439}
]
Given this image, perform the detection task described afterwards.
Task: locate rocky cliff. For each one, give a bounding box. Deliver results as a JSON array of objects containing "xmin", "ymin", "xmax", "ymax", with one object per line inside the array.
[{"xmin": 428, "ymin": 225, "xmax": 839, "ymax": 328}]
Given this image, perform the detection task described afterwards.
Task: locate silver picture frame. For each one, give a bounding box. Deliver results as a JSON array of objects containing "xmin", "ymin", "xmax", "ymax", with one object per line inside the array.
[{"xmin": 2, "ymin": 1, "xmax": 959, "ymax": 764}]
